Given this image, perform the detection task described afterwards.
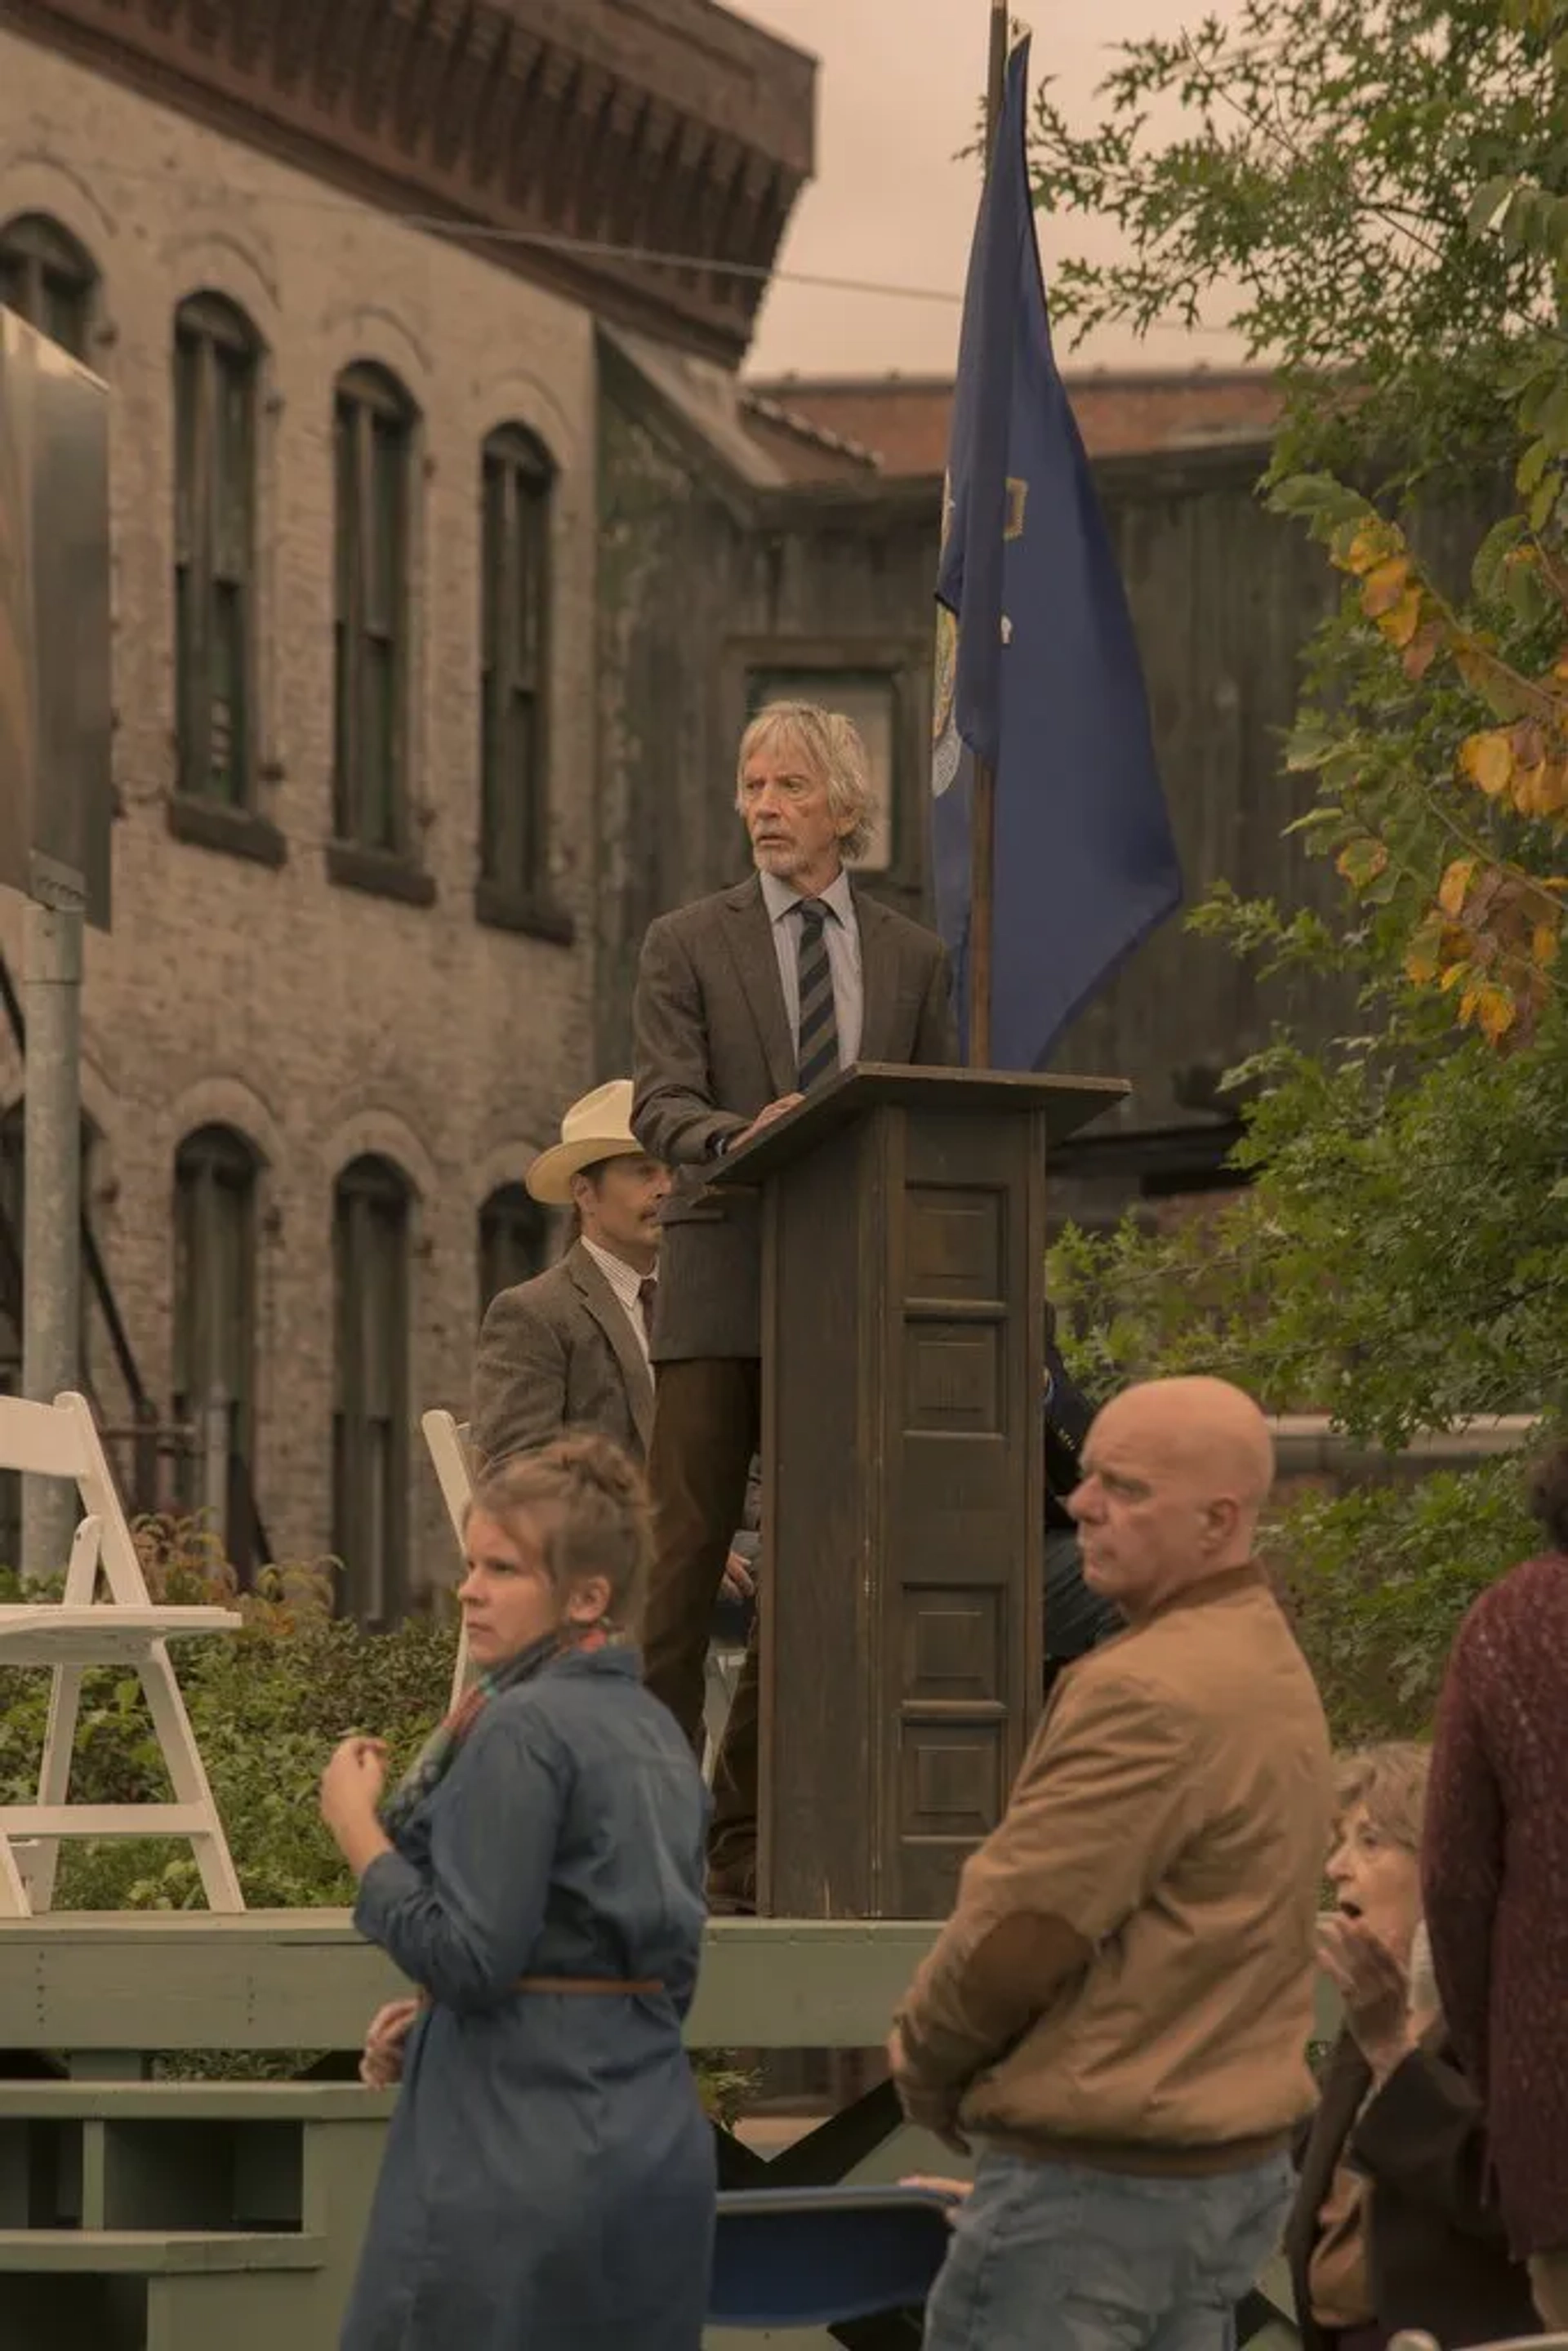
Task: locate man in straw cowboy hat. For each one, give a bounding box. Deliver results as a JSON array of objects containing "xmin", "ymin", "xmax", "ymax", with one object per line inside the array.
[{"xmin": 471, "ymin": 1081, "xmax": 670, "ymax": 1472}]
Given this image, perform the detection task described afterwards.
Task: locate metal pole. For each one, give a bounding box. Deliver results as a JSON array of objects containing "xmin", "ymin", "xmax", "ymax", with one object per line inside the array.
[
  {"xmin": 203, "ymin": 1388, "xmax": 230, "ymax": 1552},
  {"xmin": 966, "ymin": 0, "xmax": 1011, "ymax": 1071},
  {"xmin": 20, "ymin": 893, "xmax": 83, "ymax": 1582}
]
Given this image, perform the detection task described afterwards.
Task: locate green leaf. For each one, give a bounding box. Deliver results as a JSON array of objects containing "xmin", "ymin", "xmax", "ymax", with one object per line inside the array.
[
  {"xmin": 1269, "ymin": 474, "xmax": 1369, "ymax": 531},
  {"xmin": 1516, "ymin": 441, "xmax": 1551, "ymax": 496},
  {"xmin": 1285, "ymin": 804, "xmax": 1351, "ymax": 834},
  {"xmin": 1472, "ymin": 514, "xmax": 1530, "ymax": 601},
  {"xmin": 1529, "ymin": 474, "xmax": 1562, "ymax": 534}
]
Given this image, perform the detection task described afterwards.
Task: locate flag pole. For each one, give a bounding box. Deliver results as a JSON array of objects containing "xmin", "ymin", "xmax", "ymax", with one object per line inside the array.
[{"xmin": 967, "ymin": 0, "xmax": 1010, "ymax": 1069}]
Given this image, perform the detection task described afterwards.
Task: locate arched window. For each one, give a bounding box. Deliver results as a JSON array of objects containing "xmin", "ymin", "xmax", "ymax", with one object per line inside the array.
[
  {"xmin": 478, "ymin": 1181, "xmax": 547, "ymax": 1314},
  {"xmin": 0, "ymin": 213, "xmax": 96, "ymax": 360},
  {"xmin": 479, "ymin": 425, "xmax": 555, "ymax": 913},
  {"xmin": 172, "ymin": 1125, "xmax": 260, "ymax": 1551},
  {"xmin": 173, "ymin": 296, "xmax": 261, "ymax": 808},
  {"xmin": 332, "ymin": 1153, "xmax": 412, "ymax": 1622},
  {"xmin": 333, "ymin": 364, "xmax": 416, "ymax": 857}
]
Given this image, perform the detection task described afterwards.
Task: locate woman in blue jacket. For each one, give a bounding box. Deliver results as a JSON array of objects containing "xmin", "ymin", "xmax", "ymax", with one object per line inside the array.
[{"xmin": 320, "ymin": 1433, "xmax": 715, "ymax": 2351}]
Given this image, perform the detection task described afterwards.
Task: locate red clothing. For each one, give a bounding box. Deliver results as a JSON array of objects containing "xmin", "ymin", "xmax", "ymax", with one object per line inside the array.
[{"xmin": 1423, "ymin": 1548, "xmax": 1568, "ymax": 2259}]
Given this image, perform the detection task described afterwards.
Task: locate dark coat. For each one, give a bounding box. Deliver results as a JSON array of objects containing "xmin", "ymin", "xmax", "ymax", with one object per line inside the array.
[
  {"xmin": 631, "ymin": 873, "xmax": 955, "ymax": 1360},
  {"xmin": 341, "ymin": 1645, "xmax": 715, "ymax": 2351},
  {"xmin": 1423, "ymin": 1550, "xmax": 1568, "ymax": 2259},
  {"xmin": 1284, "ymin": 2028, "xmax": 1539, "ymax": 2351},
  {"xmin": 470, "ymin": 1239, "xmax": 654, "ymax": 1468}
]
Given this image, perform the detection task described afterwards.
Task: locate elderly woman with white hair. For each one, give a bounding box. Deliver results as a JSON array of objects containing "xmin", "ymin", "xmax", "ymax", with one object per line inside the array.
[{"xmin": 1285, "ymin": 1741, "xmax": 1540, "ymax": 2351}]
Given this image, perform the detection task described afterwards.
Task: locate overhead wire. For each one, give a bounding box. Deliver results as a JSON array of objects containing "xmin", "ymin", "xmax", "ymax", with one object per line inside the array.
[{"xmin": 50, "ymin": 157, "xmax": 1244, "ymax": 341}]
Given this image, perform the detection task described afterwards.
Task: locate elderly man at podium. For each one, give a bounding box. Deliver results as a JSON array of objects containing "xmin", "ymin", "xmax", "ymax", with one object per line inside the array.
[{"xmin": 632, "ymin": 701, "xmax": 955, "ymax": 1911}]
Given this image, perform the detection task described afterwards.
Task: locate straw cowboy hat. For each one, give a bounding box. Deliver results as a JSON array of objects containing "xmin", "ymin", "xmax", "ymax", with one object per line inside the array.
[{"xmin": 525, "ymin": 1080, "xmax": 645, "ymax": 1205}]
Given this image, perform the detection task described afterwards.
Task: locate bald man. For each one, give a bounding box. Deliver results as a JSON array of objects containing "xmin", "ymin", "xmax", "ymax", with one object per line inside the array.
[{"xmin": 892, "ymin": 1377, "xmax": 1334, "ymax": 2351}]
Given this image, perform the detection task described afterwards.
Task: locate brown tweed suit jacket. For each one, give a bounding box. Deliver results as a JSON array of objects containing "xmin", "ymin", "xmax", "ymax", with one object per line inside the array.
[
  {"xmin": 631, "ymin": 873, "xmax": 956, "ymax": 1360},
  {"xmin": 470, "ymin": 1240, "xmax": 655, "ymax": 1470}
]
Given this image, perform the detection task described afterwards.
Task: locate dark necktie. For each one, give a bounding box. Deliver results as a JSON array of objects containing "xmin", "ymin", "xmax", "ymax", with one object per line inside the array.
[
  {"xmin": 795, "ymin": 900, "xmax": 840, "ymax": 1092},
  {"xmin": 637, "ymin": 1277, "xmax": 657, "ymax": 1347}
]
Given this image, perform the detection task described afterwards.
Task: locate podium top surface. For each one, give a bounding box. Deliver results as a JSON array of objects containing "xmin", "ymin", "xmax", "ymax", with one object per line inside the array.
[{"xmin": 710, "ymin": 1061, "xmax": 1129, "ymax": 1187}]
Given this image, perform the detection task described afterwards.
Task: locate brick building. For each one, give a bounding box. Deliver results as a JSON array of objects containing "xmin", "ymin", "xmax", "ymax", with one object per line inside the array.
[{"xmin": 0, "ymin": 0, "xmax": 814, "ymax": 1606}]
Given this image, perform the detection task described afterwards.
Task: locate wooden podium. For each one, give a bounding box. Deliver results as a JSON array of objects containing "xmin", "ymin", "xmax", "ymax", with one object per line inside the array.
[{"xmin": 712, "ymin": 1062, "xmax": 1126, "ymax": 1921}]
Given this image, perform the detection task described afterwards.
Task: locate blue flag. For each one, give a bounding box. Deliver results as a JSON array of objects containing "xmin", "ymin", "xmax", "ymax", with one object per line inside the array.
[{"xmin": 931, "ymin": 37, "xmax": 1182, "ymax": 1069}]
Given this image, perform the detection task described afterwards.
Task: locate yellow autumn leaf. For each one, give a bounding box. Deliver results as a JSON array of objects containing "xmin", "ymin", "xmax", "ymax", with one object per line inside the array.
[
  {"xmin": 1475, "ymin": 984, "xmax": 1517, "ymax": 1043},
  {"xmin": 1441, "ymin": 960, "xmax": 1471, "ymax": 992},
  {"xmin": 1459, "ymin": 732, "xmax": 1514, "ymax": 799},
  {"xmin": 1437, "ymin": 858, "xmax": 1476, "ymax": 916},
  {"xmin": 1336, "ymin": 839, "xmax": 1389, "ymax": 888},
  {"xmin": 1342, "ymin": 523, "xmax": 1398, "ymax": 577},
  {"xmin": 1361, "ymin": 555, "xmax": 1412, "ymax": 617},
  {"xmin": 1513, "ymin": 762, "xmax": 1548, "ymax": 818},
  {"xmin": 1532, "ymin": 919, "xmax": 1561, "ymax": 967},
  {"xmin": 1382, "ymin": 588, "xmax": 1424, "ymax": 648},
  {"xmin": 1534, "ymin": 764, "xmax": 1568, "ymax": 816},
  {"xmin": 1403, "ymin": 919, "xmax": 1444, "ymax": 985}
]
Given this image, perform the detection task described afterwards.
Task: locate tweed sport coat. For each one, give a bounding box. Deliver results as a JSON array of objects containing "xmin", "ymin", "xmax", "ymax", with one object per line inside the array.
[
  {"xmin": 631, "ymin": 873, "xmax": 956, "ymax": 1360},
  {"xmin": 470, "ymin": 1240, "xmax": 655, "ymax": 1469}
]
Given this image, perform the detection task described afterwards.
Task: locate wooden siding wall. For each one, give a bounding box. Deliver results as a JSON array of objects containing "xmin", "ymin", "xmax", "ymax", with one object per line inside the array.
[{"xmin": 595, "ymin": 349, "xmax": 1482, "ymax": 1218}]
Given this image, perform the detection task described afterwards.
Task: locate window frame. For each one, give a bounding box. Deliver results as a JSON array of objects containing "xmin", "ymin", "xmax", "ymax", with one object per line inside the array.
[
  {"xmin": 478, "ymin": 1180, "xmax": 548, "ymax": 1315},
  {"xmin": 476, "ymin": 425, "xmax": 566, "ymax": 939},
  {"xmin": 172, "ymin": 1124, "xmax": 261, "ymax": 1540},
  {"xmin": 0, "ymin": 213, "xmax": 96, "ymax": 360},
  {"xmin": 733, "ymin": 643, "xmax": 921, "ymax": 888},
  {"xmin": 330, "ymin": 363, "xmax": 430, "ymax": 902},
  {"xmin": 172, "ymin": 293, "xmax": 261, "ymax": 822},
  {"xmin": 332, "ymin": 1152, "xmax": 412, "ymax": 1625}
]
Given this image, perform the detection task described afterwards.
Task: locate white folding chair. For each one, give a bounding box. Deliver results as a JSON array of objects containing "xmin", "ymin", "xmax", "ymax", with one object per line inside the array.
[
  {"xmin": 0, "ymin": 1390, "xmax": 243, "ymax": 1915},
  {"xmin": 421, "ymin": 1408, "xmax": 475, "ymax": 1711},
  {"xmin": 424, "ymin": 1406, "xmax": 742, "ymax": 1783},
  {"xmin": 702, "ymin": 1645, "xmax": 745, "ymax": 1783}
]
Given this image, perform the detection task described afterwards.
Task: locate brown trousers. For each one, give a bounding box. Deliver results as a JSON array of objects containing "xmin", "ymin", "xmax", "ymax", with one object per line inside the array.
[{"xmin": 641, "ymin": 1356, "xmax": 761, "ymax": 1872}]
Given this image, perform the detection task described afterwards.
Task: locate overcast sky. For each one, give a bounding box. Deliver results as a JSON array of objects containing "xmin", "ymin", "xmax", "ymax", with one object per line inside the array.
[{"xmin": 733, "ymin": 0, "xmax": 1250, "ymax": 381}]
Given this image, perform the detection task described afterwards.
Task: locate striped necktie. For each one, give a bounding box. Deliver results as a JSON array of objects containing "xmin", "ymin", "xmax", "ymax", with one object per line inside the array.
[{"xmin": 795, "ymin": 899, "xmax": 840, "ymax": 1092}]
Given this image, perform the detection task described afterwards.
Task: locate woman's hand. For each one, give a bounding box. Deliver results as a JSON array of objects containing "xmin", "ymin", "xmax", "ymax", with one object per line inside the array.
[
  {"xmin": 1317, "ymin": 1912, "xmax": 1414, "ymax": 2079},
  {"xmin": 900, "ymin": 2175, "xmax": 972, "ymax": 2226},
  {"xmin": 359, "ymin": 1996, "xmax": 422, "ymax": 2089},
  {"xmin": 321, "ymin": 1736, "xmax": 388, "ymax": 1828},
  {"xmin": 320, "ymin": 1736, "xmax": 394, "ymax": 1878}
]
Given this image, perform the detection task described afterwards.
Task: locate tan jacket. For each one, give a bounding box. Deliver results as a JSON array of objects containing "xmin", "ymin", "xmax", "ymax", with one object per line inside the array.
[
  {"xmin": 896, "ymin": 1565, "xmax": 1334, "ymax": 2171},
  {"xmin": 470, "ymin": 1242, "xmax": 654, "ymax": 1470}
]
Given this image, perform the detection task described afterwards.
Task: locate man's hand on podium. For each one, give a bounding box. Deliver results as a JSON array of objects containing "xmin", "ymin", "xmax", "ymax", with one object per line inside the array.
[{"xmin": 729, "ymin": 1093, "xmax": 804, "ymax": 1153}]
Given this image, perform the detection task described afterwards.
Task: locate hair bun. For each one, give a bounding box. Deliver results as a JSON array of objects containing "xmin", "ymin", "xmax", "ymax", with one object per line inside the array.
[{"xmin": 550, "ymin": 1430, "xmax": 648, "ymax": 1507}]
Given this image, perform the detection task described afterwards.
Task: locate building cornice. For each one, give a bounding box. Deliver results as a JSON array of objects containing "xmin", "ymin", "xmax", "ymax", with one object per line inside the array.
[{"xmin": 6, "ymin": 0, "xmax": 816, "ymax": 366}]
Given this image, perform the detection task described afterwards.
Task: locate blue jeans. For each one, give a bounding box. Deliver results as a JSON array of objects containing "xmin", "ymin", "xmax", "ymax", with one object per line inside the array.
[{"xmin": 921, "ymin": 2148, "xmax": 1292, "ymax": 2351}]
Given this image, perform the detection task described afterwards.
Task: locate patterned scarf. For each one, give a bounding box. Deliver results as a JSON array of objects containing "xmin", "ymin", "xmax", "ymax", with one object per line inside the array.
[{"xmin": 380, "ymin": 1624, "xmax": 612, "ymax": 1839}]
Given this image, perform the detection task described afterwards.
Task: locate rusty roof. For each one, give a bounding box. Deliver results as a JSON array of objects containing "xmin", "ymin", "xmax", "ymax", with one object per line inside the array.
[{"xmin": 741, "ymin": 370, "xmax": 1284, "ymax": 477}]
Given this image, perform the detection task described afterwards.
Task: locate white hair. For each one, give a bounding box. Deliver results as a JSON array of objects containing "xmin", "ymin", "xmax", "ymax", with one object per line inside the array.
[{"xmin": 734, "ymin": 701, "xmax": 876, "ymax": 863}]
